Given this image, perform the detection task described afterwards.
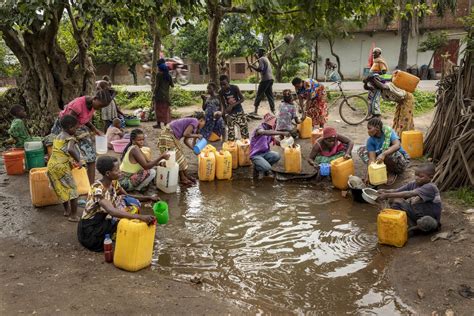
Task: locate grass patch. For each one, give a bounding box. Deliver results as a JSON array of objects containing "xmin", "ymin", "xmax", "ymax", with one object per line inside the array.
[
  {"xmin": 115, "ymin": 87, "xmax": 197, "ymax": 110},
  {"xmin": 381, "ymin": 90, "xmax": 435, "ymax": 116},
  {"xmin": 447, "ymin": 187, "xmax": 474, "ymax": 207}
]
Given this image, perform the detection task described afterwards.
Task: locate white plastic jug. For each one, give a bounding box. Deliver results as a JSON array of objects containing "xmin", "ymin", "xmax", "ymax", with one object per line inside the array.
[
  {"xmin": 156, "ymin": 162, "xmax": 179, "ymax": 193},
  {"xmin": 95, "ymin": 135, "xmax": 108, "ymax": 154},
  {"xmin": 166, "ymin": 150, "xmax": 176, "ymax": 168},
  {"xmin": 280, "ymin": 136, "xmax": 294, "ymax": 149},
  {"xmin": 24, "ymin": 141, "xmax": 43, "ymax": 152}
]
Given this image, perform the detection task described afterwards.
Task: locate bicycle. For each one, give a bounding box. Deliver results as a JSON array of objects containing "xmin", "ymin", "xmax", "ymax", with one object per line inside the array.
[{"xmin": 327, "ymin": 80, "xmax": 370, "ymax": 125}]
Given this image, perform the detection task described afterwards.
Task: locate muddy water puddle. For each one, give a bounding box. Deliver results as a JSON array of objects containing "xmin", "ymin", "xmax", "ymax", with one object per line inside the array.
[{"xmin": 149, "ymin": 178, "xmax": 410, "ymax": 314}]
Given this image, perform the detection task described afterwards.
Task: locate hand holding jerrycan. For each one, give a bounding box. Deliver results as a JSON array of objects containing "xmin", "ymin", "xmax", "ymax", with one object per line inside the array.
[
  {"xmin": 153, "ymin": 201, "xmax": 169, "ymax": 224},
  {"xmin": 193, "ymin": 138, "xmax": 207, "ymax": 155}
]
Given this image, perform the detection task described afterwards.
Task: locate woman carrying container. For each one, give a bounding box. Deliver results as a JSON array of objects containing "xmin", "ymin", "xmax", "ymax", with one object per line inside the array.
[
  {"xmin": 51, "ymin": 89, "xmax": 114, "ymax": 185},
  {"xmin": 119, "ymin": 129, "xmax": 170, "ymax": 192},
  {"xmin": 157, "ymin": 114, "xmax": 206, "ymax": 185},
  {"xmin": 153, "ymin": 59, "xmax": 174, "ymax": 129}
]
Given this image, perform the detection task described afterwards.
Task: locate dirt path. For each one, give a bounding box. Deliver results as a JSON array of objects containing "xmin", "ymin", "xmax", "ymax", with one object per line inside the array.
[{"xmin": 1, "ymin": 98, "xmax": 472, "ymax": 314}]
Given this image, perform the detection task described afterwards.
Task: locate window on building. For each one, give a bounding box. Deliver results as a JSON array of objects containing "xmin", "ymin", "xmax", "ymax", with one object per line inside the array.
[{"xmin": 234, "ymin": 63, "xmax": 246, "ymax": 74}]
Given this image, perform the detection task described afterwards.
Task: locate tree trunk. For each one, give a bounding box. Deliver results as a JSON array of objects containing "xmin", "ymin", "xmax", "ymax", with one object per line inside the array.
[
  {"xmin": 397, "ymin": 16, "xmax": 410, "ymax": 71},
  {"xmin": 129, "ymin": 64, "xmax": 138, "ymax": 85},
  {"xmin": 111, "ymin": 64, "xmax": 117, "ymax": 83},
  {"xmin": 207, "ymin": 1, "xmax": 222, "ymax": 83},
  {"xmin": 312, "ymin": 40, "xmax": 318, "ymax": 79},
  {"xmin": 0, "ymin": 5, "xmax": 94, "ymax": 137},
  {"xmin": 327, "ymin": 37, "xmax": 344, "ymax": 80},
  {"xmin": 149, "ymin": 16, "xmax": 161, "ymax": 94}
]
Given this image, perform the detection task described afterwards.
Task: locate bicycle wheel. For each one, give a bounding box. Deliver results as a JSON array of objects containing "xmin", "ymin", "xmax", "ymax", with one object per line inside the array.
[{"xmin": 339, "ymin": 95, "xmax": 369, "ymax": 125}]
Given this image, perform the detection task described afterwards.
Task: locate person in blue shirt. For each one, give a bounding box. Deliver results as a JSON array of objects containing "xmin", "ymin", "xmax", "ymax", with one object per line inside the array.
[{"xmin": 358, "ymin": 117, "xmax": 409, "ymax": 184}]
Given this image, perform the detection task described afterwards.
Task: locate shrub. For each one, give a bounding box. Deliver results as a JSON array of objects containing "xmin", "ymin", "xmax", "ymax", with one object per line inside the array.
[
  {"xmin": 380, "ymin": 90, "xmax": 435, "ymax": 116},
  {"xmin": 116, "ymin": 87, "xmax": 196, "ymax": 110}
]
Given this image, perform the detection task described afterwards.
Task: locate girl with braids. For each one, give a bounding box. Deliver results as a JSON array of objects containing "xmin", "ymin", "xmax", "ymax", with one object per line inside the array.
[
  {"xmin": 157, "ymin": 113, "xmax": 206, "ymax": 185},
  {"xmin": 119, "ymin": 129, "xmax": 169, "ymax": 192},
  {"xmin": 47, "ymin": 115, "xmax": 81, "ymax": 222},
  {"xmin": 51, "ymin": 89, "xmax": 114, "ymax": 185},
  {"xmin": 358, "ymin": 117, "xmax": 409, "ymax": 184}
]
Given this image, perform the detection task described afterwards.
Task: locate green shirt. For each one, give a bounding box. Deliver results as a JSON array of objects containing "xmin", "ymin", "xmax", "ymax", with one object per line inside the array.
[{"xmin": 8, "ymin": 118, "xmax": 30, "ymax": 148}]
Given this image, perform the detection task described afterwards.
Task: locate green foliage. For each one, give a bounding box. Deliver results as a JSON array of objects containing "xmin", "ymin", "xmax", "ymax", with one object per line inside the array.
[
  {"xmin": 418, "ymin": 31, "xmax": 449, "ymax": 53},
  {"xmin": 219, "ymin": 15, "xmax": 260, "ymax": 59},
  {"xmin": 380, "ymin": 90, "xmax": 436, "ymax": 116},
  {"xmin": 116, "ymin": 87, "xmax": 195, "ymax": 110},
  {"xmin": 56, "ymin": 20, "xmax": 77, "ymax": 62},
  {"xmin": 247, "ymin": 74, "xmax": 258, "ymax": 83},
  {"xmin": 0, "ymin": 40, "xmax": 20, "ymax": 77},
  {"xmin": 448, "ymin": 187, "xmax": 474, "ymax": 207},
  {"xmin": 174, "ymin": 21, "xmax": 209, "ymax": 74}
]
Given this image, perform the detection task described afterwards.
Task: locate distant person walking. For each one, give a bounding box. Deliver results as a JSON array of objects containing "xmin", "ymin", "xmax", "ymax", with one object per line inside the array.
[
  {"xmin": 153, "ymin": 59, "xmax": 174, "ymax": 129},
  {"xmin": 248, "ymin": 48, "xmax": 275, "ymax": 115},
  {"xmin": 364, "ymin": 47, "xmax": 389, "ymax": 117}
]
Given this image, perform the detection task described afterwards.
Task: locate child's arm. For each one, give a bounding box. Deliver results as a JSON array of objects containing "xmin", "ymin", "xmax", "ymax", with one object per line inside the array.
[
  {"xmin": 308, "ymin": 143, "xmax": 322, "ymax": 167},
  {"xmin": 85, "ymin": 122, "xmax": 104, "ymax": 136},
  {"xmin": 256, "ymin": 129, "xmax": 290, "ymax": 137},
  {"xmin": 378, "ymin": 139, "xmax": 401, "ymax": 163},
  {"xmin": 338, "ymin": 134, "xmax": 354, "ymax": 159},
  {"xmin": 67, "ymin": 139, "xmax": 81, "ymax": 163},
  {"xmin": 99, "ymin": 199, "xmax": 155, "ymax": 224},
  {"xmin": 378, "ymin": 190, "xmax": 418, "ymax": 200},
  {"xmin": 183, "ymin": 125, "xmax": 202, "ymax": 151},
  {"xmin": 130, "ymin": 147, "xmax": 169, "ymax": 170}
]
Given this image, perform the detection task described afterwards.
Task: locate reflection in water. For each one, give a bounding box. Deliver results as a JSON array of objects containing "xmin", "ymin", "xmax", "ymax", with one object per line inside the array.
[{"xmin": 151, "ymin": 179, "xmax": 409, "ymax": 314}]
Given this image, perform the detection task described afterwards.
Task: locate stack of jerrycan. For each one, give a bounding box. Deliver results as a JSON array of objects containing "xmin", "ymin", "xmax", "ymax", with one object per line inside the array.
[
  {"xmin": 222, "ymin": 141, "xmax": 238, "ymax": 169},
  {"xmin": 198, "ymin": 150, "xmax": 216, "ymax": 181},
  {"xmin": 215, "ymin": 150, "xmax": 232, "ymax": 180}
]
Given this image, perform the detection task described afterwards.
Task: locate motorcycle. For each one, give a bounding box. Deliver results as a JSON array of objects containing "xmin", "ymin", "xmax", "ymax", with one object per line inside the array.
[{"xmin": 143, "ymin": 56, "xmax": 190, "ymax": 86}]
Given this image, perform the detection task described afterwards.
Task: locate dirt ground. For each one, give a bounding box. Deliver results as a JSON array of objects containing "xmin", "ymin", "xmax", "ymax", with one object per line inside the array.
[{"xmin": 1, "ymin": 98, "xmax": 473, "ymax": 314}]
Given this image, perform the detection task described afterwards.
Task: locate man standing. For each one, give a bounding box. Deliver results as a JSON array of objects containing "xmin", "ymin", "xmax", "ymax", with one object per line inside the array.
[{"xmin": 248, "ymin": 48, "xmax": 275, "ymax": 115}]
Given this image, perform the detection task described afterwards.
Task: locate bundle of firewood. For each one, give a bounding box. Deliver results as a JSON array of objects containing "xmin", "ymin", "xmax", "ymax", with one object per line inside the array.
[{"xmin": 424, "ymin": 50, "xmax": 473, "ymax": 191}]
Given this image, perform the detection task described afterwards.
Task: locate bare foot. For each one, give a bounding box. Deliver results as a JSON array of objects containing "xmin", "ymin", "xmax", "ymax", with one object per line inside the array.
[
  {"xmin": 63, "ymin": 210, "xmax": 70, "ymax": 217},
  {"xmin": 67, "ymin": 216, "xmax": 80, "ymax": 222}
]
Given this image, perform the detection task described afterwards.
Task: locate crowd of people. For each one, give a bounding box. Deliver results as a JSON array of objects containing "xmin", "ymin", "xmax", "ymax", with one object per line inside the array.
[{"xmin": 6, "ymin": 47, "xmax": 442, "ymax": 253}]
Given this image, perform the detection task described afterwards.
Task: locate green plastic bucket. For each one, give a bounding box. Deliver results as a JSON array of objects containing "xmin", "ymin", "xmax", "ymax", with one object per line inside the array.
[
  {"xmin": 152, "ymin": 201, "xmax": 169, "ymax": 224},
  {"xmin": 25, "ymin": 148, "xmax": 45, "ymax": 170}
]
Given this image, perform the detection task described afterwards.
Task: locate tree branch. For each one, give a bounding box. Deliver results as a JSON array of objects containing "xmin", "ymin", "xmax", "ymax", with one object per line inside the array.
[{"xmin": 0, "ymin": 27, "xmax": 28, "ymax": 66}]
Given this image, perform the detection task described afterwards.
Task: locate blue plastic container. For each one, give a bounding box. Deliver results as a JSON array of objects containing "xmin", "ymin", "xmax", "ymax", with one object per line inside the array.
[
  {"xmin": 319, "ymin": 163, "xmax": 331, "ymax": 176},
  {"xmin": 193, "ymin": 138, "xmax": 208, "ymax": 155}
]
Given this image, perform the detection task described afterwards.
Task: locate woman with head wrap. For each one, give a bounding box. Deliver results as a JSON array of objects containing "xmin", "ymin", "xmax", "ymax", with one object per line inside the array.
[
  {"xmin": 153, "ymin": 60, "xmax": 174, "ymax": 129},
  {"xmin": 51, "ymin": 89, "xmax": 114, "ymax": 185},
  {"xmin": 308, "ymin": 127, "xmax": 354, "ymax": 166}
]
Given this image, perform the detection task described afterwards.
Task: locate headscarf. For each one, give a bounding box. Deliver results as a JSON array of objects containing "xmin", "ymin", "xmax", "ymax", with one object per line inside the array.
[
  {"xmin": 158, "ymin": 62, "xmax": 172, "ymax": 83},
  {"xmin": 322, "ymin": 127, "xmax": 337, "ymax": 139}
]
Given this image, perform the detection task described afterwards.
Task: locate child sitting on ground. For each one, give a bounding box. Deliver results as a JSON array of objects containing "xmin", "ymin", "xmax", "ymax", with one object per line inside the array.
[
  {"xmin": 276, "ymin": 89, "xmax": 300, "ymax": 138},
  {"xmin": 120, "ymin": 128, "xmax": 170, "ymax": 192},
  {"xmin": 250, "ymin": 113, "xmax": 290, "ymax": 179},
  {"xmin": 106, "ymin": 118, "xmax": 124, "ymax": 149},
  {"xmin": 47, "ymin": 115, "xmax": 81, "ymax": 222},
  {"xmin": 377, "ymin": 163, "xmax": 441, "ymax": 234},
  {"xmin": 8, "ymin": 105, "xmax": 31, "ymax": 148},
  {"xmin": 308, "ymin": 127, "xmax": 354, "ymax": 167},
  {"xmin": 77, "ymin": 155, "xmax": 158, "ymax": 252}
]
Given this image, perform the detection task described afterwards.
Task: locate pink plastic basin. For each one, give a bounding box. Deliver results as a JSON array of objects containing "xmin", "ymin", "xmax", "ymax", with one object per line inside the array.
[{"xmin": 111, "ymin": 139, "xmax": 130, "ymax": 153}]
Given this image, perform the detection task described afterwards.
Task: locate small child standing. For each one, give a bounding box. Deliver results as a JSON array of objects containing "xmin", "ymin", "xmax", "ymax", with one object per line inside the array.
[
  {"xmin": 276, "ymin": 89, "xmax": 300, "ymax": 137},
  {"xmin": 106, "ymin": 118, "xmax": 124, "ymax": 149},
  {"xmin": 8, "ymin": 105, "xmax": 31, "ymax": 148},
  {"xmin": 77, "ymin": 155, "xmax": 157, "ymax": 252},
  {"xmin": 47, "ymin": 115, "xmax": 81, "ymax": 222},
  {"xmin": 378, "ymin": 163, "xmax": 442, "ymax": 234}
]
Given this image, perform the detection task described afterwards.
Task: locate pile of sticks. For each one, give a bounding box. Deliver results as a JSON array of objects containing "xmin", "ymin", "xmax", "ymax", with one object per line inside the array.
[{"xmin": 424, "ymin": 50, "xmax": 473, "ymax": 191}]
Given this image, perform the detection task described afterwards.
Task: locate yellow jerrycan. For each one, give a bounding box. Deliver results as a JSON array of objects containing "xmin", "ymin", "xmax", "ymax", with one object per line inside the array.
[
  {"xmin": 114, "ymin": 219, "xmax": 156, "ymax": 271},
  {"xmin": 311, "ymin": 128, "xmax": 323, "ymax": 145},
  {"xmin": 401, "ymin": 130, "xmax": 423, "ymax": 159},
  {"xmin": 377, "ymin": 209, "xmax": 407, "ymax": 247},
  {"xmin": 236, "ymin": 139, "xmax": 251, "ymax": 167},
  {"xmin": 284, "ymin": 144, "xmax": 302, "ymax": 173},
  {"xmin": 368, "ymin": 163, "xmax": 388, "ymax": 185},
  {"xmin": 330, "ymin": 157, "xmax": 354, "ymax": 190},
  {"xmin": 298, "ymin": 117, "xmax": 312, "ymax": 139},
  {"xmin": 392, "ymin": 70, "xmax": 420, "ymax": 93},
  {"xmin": 29, "ymin": 167, "xmax": 61, "ymax": 207},
  {"xmin": 208, "ymin": 132, "xmax": 221, "ymax": 142},
  {"xmin": 223, "ymin": 141, "xmax": 238, "ymax": 169},
  {"xmin": 198, "ymin": 151, "xmax": 216, "ymax": 181},
  {"xmin": 71, "ymin": 167, "xmax": 90, "ymax": 195},
  {"xmin": 215, "ymin": 150, "xmax": 232, "ymax": 180}
]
